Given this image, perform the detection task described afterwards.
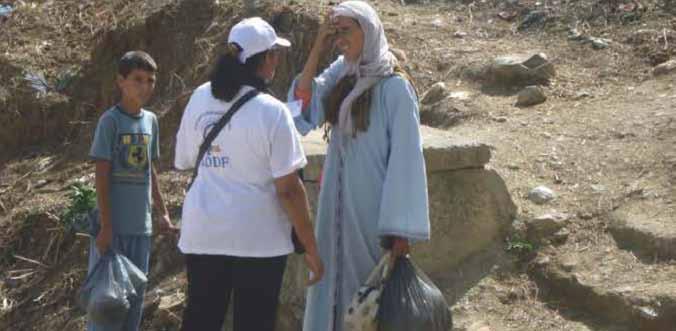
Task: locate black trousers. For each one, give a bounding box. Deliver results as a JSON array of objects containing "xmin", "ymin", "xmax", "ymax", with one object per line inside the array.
[{"xmin": 180, "ymin": 254, "xmax": 288, "ymax": 331}]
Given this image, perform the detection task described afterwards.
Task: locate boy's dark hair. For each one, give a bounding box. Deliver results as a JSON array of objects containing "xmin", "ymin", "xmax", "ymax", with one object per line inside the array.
[
  {"xmin": 118, "ymin": 51, "xmax": 158, "ymax": 78},
  {"xmin": 210, "ymin": 43, "xmax": 268, "ymax": 102}
]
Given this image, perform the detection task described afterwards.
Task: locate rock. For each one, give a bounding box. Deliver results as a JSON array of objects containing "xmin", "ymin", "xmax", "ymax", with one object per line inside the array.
[
  {"xmin": 516, "ymin": 86, "xmax": 547, "ymax": 107},
  {"xmin": 653, "ymin": 59, "xmax": 676, "ymax": 76},
  {"xmin": 449, "ymin": 91, "xmax": 472, "ymax": 101},
  {"xmin": 589, "ymin": 37, "xmax": 610, "ymax": 49},
  {"xmin": 466, "ymin": 320, "xmax": 493, "ymax": 331},
  {"xmin": 487, "ymin": 53, "xmax": 555, "ymax": 87},
  {"xmin": 419, "ymin": 102, "xmax": 472, "ymax": 128},
  {"xmin": 591, "ymin": 184, "xmax": 606, "ymax": 192},
  {"xmin": 529, "ymin": 247, "xmax": 676, "ymax": 330},
  {"xmin": 526, "ymin": 212, "xmax": 570, "ymax": 242},
  {"xmin": 518, "ymin": 10, "xmax": 548, "ymax": 31},
  {"xmin": 421, "ymin": 82, "xmax": 449, "ymax": 105},
  {"xmin": 608, "ymin": 203, "xmax": 676, "ymax": 261},
  {"xmin": 560, "ymin": 255, "xmax": 577, "ymax": 271},
  {"xmin": 528, "ymin": 186, "xmax": 556, "ymax": 204},
  {"xmin": 454, "ymin": 31, "xmax": 468, "ymax": 38},
  {"xmin": 34, "ymin": 179, "xmax": 49, "ymax": 188},
  {"xmin": 575, "ymin": 91, "xmax": 592, "ymax": 99},
  {"xmin": 420, "ymin": 127, "xmax": 492, "ymax": 172},
  {"xmin": 497, "ymin": 10, "xmax": 518, "ymax": 21},
  {"xmin": 568, "ymin": 28, "xmax": 585, "ymax": 41},
  {"xmin": 578, "ymin": 211, "xmax": 593, "ymax": 220},
  {"xmin": 431, "ymin": 18, "xmax": 445, "ymax": 28}
]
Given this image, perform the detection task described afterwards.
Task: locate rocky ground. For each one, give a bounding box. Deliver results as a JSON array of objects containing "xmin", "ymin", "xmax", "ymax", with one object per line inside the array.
[{"xmin": 1, "ymin": 0, "xmax": 675, "ymax": 330}]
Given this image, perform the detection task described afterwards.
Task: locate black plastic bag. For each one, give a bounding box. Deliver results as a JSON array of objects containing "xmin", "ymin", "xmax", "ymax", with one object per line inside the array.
[{"xmin": 377, "ymin": 256, "xmax": 452, "ymax": 331}]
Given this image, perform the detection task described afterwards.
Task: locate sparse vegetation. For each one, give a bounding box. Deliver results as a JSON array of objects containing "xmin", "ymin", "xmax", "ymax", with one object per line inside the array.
[
  {"xmin": 506, "ymin": 237, "xmax": 536, "ymax": 254},
  {"xmin": 60, "ymin": 182, "xmax": 96, "ymax": 231}
]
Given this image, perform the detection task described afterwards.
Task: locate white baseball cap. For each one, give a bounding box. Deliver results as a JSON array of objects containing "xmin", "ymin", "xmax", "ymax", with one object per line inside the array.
[{"xmin": 228, "ymin": 17, "xmax": 291, "ymax": 64}]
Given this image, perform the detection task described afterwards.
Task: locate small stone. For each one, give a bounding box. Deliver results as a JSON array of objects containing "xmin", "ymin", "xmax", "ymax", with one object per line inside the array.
[
  {"xmin": 449, "ymin": 91, "xmax": 472, "ymax": 101},
  {"xmin": 638, "ymin": 306, "xmax": 659, "ymax": 319},
  {"xmin": 590, "ymin": 37, "xmax": 610, "ymax": 49},
  {"xmin": 467, "ymin": 321, "xmax": 493, "ymax": 331},
  {"xmin": 454, "ymin": 31, "xmax": 468, "ymax": 38},
  {"xmin": 34, "ymin": 179, "xmax": 49, "ymax": 188},
  {"xmin": 578, "ymin": 211, "xmax": 593, "ymax": 220},
  {"xmin": 516, "ymin": 86, "xmax": 547, "ymax": 107},
  {"xmin": 568, "ymin": 28, "xmax": 585, "ymax": 41},
  {"xmin": 534, "ymin": 212, "xmax": 570, "ymax": 222},
  {"xmin": 552, "ymin": 228, "xmax": 570, "ymax": 244},
  {"xmin": 528, "ymin": 186, "xmax": 556, "ymax": 204},
  {"xmin": 575, "ymin": 91, "xmax": 592, "ymax": 99},
  {"xmin": 431, "ymin": 18, "xmax": 444, "ymax": 28},
  {"xmin": 527, "ymin": 212, "xmax": 570, "ymax": 240},
  {"xmin": 591, "ymin": 184, "xmax": 606, "ymax": 192},
  {"xmin": 653, "ymin": 59, "xmax": 676, "ymax": 76},
  {"xmin": 492, "ymin": 116, "xmax": 508, "ymax": 123},
  {"xmin": 534, "ymin": 254, "xmax": 551, "ymax": 266},
  {"xmin": 421, "ymin": 82, "xmax": 449, "ymax": 105},
  {"xmin": 518, "ymin": 10, "xmax": 547, "ymax": 31},
  {"xmin": 560, "ymin": 255, "xmax": 577, "ymax": 271},
  {"xmin": 488, "ymin": 53, "xmax": 556, "ymax": 86}
]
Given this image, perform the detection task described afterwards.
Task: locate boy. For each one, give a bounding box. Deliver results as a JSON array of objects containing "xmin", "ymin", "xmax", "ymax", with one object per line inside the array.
[{"xmin": 88, "ymin": 51, "xmax": 176, "ymax": 331}]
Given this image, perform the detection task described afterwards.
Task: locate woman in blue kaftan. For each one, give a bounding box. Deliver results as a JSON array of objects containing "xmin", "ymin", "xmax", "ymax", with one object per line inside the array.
[{"xmin": 289, "ymin": 1, "xmax": 431, "ymax": 330}]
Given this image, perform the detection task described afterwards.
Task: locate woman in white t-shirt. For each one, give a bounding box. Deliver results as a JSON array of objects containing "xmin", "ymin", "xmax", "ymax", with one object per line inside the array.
[{"xmin": 174, "ymin": 17, "xmax": 323, "ymax": 331}]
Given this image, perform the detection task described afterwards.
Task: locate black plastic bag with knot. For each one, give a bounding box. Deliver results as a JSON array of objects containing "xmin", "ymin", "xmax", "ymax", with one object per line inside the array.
[{"xmin": 377, "ymin": 256, "xmax": 452, "ymax": 331}]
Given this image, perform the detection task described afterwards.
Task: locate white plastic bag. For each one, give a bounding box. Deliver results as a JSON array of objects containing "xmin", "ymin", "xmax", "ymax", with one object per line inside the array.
[
  {"xmin": 78, "ymin": 251, "xmax": 147, "ymax": 327},
  {"xmin": 344, "ymin": 252, "xmax": 392, "ymax": 331}
]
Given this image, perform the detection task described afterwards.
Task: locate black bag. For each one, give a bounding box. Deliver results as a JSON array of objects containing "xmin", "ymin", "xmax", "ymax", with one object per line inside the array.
[
  {"xmin": 187, "ymin": 89, "xmax": 305, "ymax": 254},
  {"xmin": 377, "ymin": 256, "xmax": 453, "ymax": 331}
]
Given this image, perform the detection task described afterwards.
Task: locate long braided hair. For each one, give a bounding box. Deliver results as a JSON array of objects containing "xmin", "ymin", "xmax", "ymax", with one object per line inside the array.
[{"xmin": 323, "ymin": 64, "xmax": 416, "ymax": 140}]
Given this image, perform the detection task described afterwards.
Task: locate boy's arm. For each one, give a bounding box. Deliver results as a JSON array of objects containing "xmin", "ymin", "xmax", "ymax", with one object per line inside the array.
[
  {"xmin": 151, "ymin": 164, "xmax": 177, "ymax": 234},
  {"xmin": 95, "ymin": 160, "xmax": 113, "ymax": 253}
]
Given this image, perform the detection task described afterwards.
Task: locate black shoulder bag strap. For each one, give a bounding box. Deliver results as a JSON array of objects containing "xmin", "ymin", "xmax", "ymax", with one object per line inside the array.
[{"xmin": 187, "ymin": 89, "xmax": 259, "ymax": 191}]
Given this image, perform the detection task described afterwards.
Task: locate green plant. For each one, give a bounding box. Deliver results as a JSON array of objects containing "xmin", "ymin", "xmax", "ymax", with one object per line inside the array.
[
  {"xmin": 61, "ymin": 182, "xmax": 96, "ymax": 228},
  {"xmin": 506, "ymin": 238, "xmax": 535, "ymax": 254}
]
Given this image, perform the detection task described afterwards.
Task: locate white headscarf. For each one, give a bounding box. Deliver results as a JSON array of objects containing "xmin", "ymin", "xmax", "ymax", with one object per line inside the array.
[{"xmin": 331, "ymin": 1, "xmax": 397, "ymax": 135}]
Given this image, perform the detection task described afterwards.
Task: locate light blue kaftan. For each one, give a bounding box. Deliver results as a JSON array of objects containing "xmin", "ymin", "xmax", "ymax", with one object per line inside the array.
[{"xmin": 289, "ymin": 57, "xmax": 431, "ymax": 331}]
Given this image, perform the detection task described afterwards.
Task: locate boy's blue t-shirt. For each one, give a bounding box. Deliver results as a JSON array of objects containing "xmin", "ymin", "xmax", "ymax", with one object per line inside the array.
[{"xmin": 89, "ymin": 105, "xmax": 159, "ymax": 236}]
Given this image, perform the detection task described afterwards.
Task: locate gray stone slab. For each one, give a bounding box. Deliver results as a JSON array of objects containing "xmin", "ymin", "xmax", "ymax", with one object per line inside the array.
[
  {"xmin": 301, "ymin": 125, "xmax": 492, "ymax": 181},
  {"xmin": 609, "ymin": 202, "xmax": 676, "ymax": 261}
]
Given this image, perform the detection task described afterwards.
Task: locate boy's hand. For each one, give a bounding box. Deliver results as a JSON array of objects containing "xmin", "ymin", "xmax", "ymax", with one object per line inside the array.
[
  {"xmin": 157, "ymin": 214, "xmax": 178, "ymax": 235},
  {"xmin": 96, "ymin": 225, "xmax": 113, "ymax": 254}
]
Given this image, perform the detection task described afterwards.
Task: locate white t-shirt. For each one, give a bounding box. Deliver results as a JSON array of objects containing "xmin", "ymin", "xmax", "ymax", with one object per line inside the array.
[{"xmin": 174, "ymin": 83, "xmax": 307, "ymax": 257}]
